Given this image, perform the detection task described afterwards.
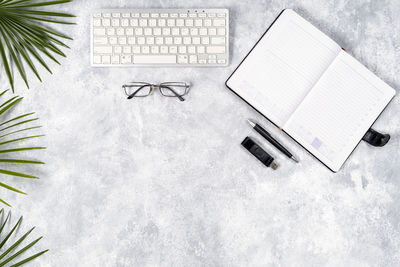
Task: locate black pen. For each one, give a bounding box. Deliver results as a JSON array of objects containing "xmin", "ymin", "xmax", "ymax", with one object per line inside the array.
[{"xmin": 247, "ymin": 119, "xmax": 299, "ymax": 163}]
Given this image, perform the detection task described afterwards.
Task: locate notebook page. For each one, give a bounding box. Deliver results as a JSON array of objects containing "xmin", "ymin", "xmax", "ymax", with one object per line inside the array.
[
  {"xmin": 284, "ymin": 50, "xmax": 396, "ymax": 171},
  {"xmin": 226, "ymin": 9, "xmax": 340, "ymax": 127}
]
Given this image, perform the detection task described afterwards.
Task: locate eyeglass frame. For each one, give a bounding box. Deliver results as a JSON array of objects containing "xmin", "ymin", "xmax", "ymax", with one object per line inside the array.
[{"xmin": 122, "ymin": 82, "xmax": 191, "ymax": 101}]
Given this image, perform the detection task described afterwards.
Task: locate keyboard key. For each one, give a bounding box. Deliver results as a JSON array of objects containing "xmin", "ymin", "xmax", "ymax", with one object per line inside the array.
[
  {"xmin": 158, "ymin": 19, "xmax": 166, "ymax": 26},
  {"xmin": 93, "ymin": 18, "xmax": 101, "ymax": 26},
  {"xmin": 122, "ymin": 13, "xmax": 130, "ymax": 18},
  {"xmin": 153, "ymin": 28, "xmax": 162, "ymax": 36},
  {"xmin": 93, "ymin": 37, "xmax": 108, "ymax": 45},
  {"xmin": 160, "ymin": 46, "xmax": 168, "ymax": 53},
  {"xmin": 217, "ymin": 28, "xmax": 226, "ymax": 35},
  {"xmin": 109, "ymin": 37, "xmax": 117, "ymax": 44},
  {"xmin": 195, "ymin": 19, "xmax": 202, "ymax": 27},
  {"xmin": 192, "ymin": 37, "xmax": 200, "ymax": 44},
  {"xmin": 121, "ymin": 19, "xmax": 129, "ymax": 26},
  {"xmin": 165, "ymin": 37, "xmax": 173, "ymax": 44},
  {"xmin": 155, "ymin": 37, "xmax": 164, "ymax": 44},
  {"xmin": 121, "ymin": 55, "xmax": 132, "ymax": 64},
  {"xmin": 93, "ymin": 55, "xmax": 101, "ymax": 63},
  {"xmin": 139, "ymin": 19, "xmax": 147, "ymax": 26},
  {"xmin": 144, "ymin": 28, "xmax": 152, "ymax": 35},
  {"xmin": 111, "ymin": 55, "xmax": 120, "ymax": 64},
  {"xmin": 141, "ymin": 13, "xmax": 149, "ymax": 18},
  {"xmin": 178, "ymin": 55, "xmax": 188, "ymax": 63},
  {"xmin": 208, "ymin": 28, "xmax": 216, "ymax": 35},
  {"xmin": 133, "ymin": 55, "xmax": 176, "ymax": 64},
  {"xmin": 172, "ymin": 28, "xmax": 180, "ymax": 35},
  {"xmin": 126, "ymin": 28, "xmax": 134, "ymax": 35},
  {"xmin": 181, "ymin": 28, "xmax": 189, "ymax": 35},
  {"xmin": 167, "ymin": 19, "xmax": 175, "ymax": 26},
  {"xmin": 128, "ymin": 37, "xmax": 136, "ymax": 44},
  {"xmin": 146, "ymin": 37, "xmax": 154, "ymax": 44},
  {"xmin": 217, "ymin": 59, "xmax": 226, "ymax": 64},
  {"xmin": 132, "ymin": 46, "xmax": 140, "ymax": 53},
  {"xmin": 112, "ymin": 13, "xmax": 120, "ymax": 17},
  {"xmin": 183, "ymin": 37, "xmax": 191, "ymax": 45},
  {"xmin": 199, "ymin": 28, "xmax": 207, "ymax": 35},
  {"xmin": 142, "ymin": 46, "xmax": 150, "ymax": 53},
  {"xmin": 211, "ymin": 37, "xmax": 225, "ymax": 45},
  {"xmin": 93, "ymin": 28, "xmax": 106, "ymax": 35},
  {"xmin": 102, "ymin": 19, "xmax": 110, "ymax": 26},
  {"xmin": 213, "ymin": 19, "xmax": 225, "ymax": 27},
  {"xmin": 176, "ymin": 19, "xmax": 184, "ymax": 26},
  {"xmin": 116, "ymin": 28, "xmax": 124, "ymax": 35},
  {"xmin": 123, "ymin": 46, "xmax": 131, "ymax": 53},
  {"xmin": 185, "ymin": 19, "xmax": 193, "ymax": 26},
  {"xmin": 149, "ymin": 19, "xmax": 157, "ymax": 26},
  {"xmin": 188, "ymin": 46, "xmax": 196, "ymax": 54},
  {"xmin": 118, "ymin": 37, "xmax": 127, "ymax": 44},
  {"xmin": 93, "ymin": 13, "xmax": 101, "ymax": 18},
  {"xmin": 107, "ymin": 28, "xmax": 115, "ymax": 35},
  {"xmin": 130, "ymin": 19, "xmax": 138, "ymax": 26},
  {"xmin": 162, "ymin": 28, "xmax": 171, "ymax": 35},
  {"xmin": 114, "ymin": 46, "xmax": 122, "ymax": 54},
  {"xmin": 135, "ymin": 28, "xmax": 143, "ymax": 35},
  {"xmin": 189, "ymin": 55, "xmax": 197, "ymax": 63},
  {"xmin": 111, "ymin": 19, "xmax": 119, "ymax": 26},
  {"xmin": 174, "ymin": 37, "xmax": 182, "ymax": 44},
  {"xmin": 204, "ymin": 19, "xmax": 212, "ymax": 26},
  {"xmin": 151, "ymin": 46, "xmax": 159, "ymax": 54},
  {"xmin": 190, "ymin": 28, "xmax": 198, "ymax": 35},
  {"xmin": 94, "ymin": 46, "xmax": 112, "ymax": 54},
  {"xmin": 178, "ymin": 46, "xmax": 186, "ymax": 54},
  {"xmin": 169, "ymin": 46, "xmax": 177, "ymax": 53},
  {"xmin": 206, "ymin": 46, "xmax": 225, "ymax": 53},
  {"xmin": 201, "ymin": 37, "xmax": 210, "ymax": 45},
  {"xmin": 101, "ymin": 55, "xmax": 110, "ymax": 64}
]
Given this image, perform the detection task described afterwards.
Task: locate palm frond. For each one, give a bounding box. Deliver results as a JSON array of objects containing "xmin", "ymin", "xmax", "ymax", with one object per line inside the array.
[
  {"xmin": 0, "ymin": 90, "xmax": 44, "ymax": 206},
  {"xmin": 0, "ymin": 0, "xmax": 74, "ymax": 91},
  {"xmin": 0, "ymin": 209, "xmax": 48, "ymax": 266}
]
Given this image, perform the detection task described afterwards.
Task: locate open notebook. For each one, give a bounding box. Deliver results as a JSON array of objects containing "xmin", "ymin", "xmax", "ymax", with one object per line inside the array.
[{"xmin": 226, "ymin": 9, "xmax": 396, "ymax": 172}]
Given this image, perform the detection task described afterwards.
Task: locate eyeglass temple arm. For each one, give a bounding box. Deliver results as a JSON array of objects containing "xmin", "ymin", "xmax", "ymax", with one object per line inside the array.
[
  {"xmin": 160, "ymin": 85, "xmax": 185, "ymax": 101},
  {"xmin": 126, "ymin": 84, "xmax": 151, "ymax": 99}
]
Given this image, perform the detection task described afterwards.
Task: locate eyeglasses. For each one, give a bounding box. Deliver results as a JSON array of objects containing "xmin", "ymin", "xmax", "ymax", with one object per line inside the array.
[{"xmin": 123, "ymin": 82, "xmax": 191, "ymax": 101}]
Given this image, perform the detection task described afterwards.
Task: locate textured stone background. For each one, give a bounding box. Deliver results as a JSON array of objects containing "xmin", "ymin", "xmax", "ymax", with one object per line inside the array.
[{"xmin": 1, "ymin": 0, "xmax": 399, "ymax": 266}]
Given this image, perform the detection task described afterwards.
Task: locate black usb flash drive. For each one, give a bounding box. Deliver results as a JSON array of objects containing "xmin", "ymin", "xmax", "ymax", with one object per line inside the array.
[{"xmin": 241, "ymin": 137, "xmax": 278, "ymax": 170}]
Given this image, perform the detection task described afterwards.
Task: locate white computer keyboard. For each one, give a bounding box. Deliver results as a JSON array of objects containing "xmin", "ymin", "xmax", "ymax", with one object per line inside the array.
[{"xmin": 91, "ymin": 9, "xmax": 229, "ymax": 67}]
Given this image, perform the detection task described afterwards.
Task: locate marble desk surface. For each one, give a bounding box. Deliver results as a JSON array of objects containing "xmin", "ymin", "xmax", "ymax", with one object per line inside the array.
[{"xmin": 2, "ymin": 0, "xmax": 400, "ymax": 266}]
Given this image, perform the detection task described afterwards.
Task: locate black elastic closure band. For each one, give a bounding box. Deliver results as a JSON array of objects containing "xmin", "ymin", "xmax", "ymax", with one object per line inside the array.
[{"xmin": 362, "ymin": 128, "xmax": 390, "ymax": 147}]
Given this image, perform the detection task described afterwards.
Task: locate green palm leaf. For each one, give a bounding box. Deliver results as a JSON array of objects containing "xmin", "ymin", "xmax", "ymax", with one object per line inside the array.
[
  {"xmin": 0, "ymin": 0, "xmax": 74, "ymax": 91},
  {"xmin": 0, "ymin": 90, "xmax": 44, "ymax": 206},
  {"xmin": 0, "ymin": 209, "xmax": 48, "ymax": 266}
]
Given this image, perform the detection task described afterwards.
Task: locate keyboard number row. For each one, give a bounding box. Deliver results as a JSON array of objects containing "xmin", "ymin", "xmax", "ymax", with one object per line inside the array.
[{"xmin": 93, "ymin": 18, "xmax": 226, "ymax": 27}]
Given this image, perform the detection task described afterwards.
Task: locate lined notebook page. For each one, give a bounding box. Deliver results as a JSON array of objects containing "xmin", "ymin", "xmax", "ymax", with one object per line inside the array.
[
  {"xmin": 226, "ymin": 9, "xmax": 340, "ymax": 127},
  {"xmin": 284, "ymin": 50, "xmax": 396, "ymax": 171}
]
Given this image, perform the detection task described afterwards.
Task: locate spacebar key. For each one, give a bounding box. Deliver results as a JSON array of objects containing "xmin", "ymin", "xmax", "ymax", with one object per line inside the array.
[{"xmin": 133, "ymin": 55, "xmax": 176, "ymax": 64}]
